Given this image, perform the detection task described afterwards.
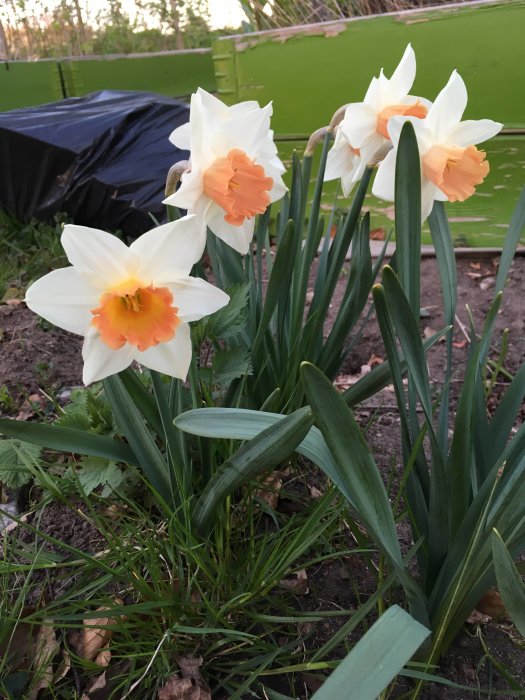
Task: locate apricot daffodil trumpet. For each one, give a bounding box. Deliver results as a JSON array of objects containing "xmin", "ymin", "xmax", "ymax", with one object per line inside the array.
[
  {"xmin": 25, "ymin": 216, "xmax": 229, "ymax": 385},
  {"xmin": 329, "ymin": 44, "xmax": 430, "ymax": 189},
  {"xmin": 372, "ymin": 70, "xmax": 502, "ymax": 221},
  {"xmin": 164, "ymin": 88, "xmax": 287, "ymax": 255}
]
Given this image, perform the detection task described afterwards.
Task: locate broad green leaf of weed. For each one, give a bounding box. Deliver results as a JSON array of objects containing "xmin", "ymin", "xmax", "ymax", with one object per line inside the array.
[
  {"xmin": 212, "ymin": 347, "xmax": 253, "ymax": 385},
  {"xmin": 0, "ymin": 439, "xmax": 42, "ymax": 488},
  {"xmin": 73, "ymin": 457, "xmax": 125, "ymax": 496}
]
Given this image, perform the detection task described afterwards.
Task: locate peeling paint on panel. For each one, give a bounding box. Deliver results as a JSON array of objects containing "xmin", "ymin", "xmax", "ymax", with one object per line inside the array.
[{"xmin": 235, "ymin": 22, "xmax": 346, "ymax": 51}]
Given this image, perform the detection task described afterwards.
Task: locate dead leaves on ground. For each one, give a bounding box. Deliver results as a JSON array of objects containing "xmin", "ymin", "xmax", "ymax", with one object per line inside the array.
[{"xmin": 158, "ymin": 656, "xmax": 211, "ymax": 700}]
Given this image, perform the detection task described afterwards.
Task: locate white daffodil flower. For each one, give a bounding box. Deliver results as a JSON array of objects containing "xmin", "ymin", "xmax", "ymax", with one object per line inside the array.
[
  {"xmin": 372, "ymin": 70, "xmax": 503, "ymax": 221},
  {"xmin": 333, "ymin": 44, "xmax": 430, "ymax": 186},
  {"xmin": 324, "ymin": 125, "xmax": 361, "ymax": 196},
  {"xmin": 25, "ymin": 216, "xmax": 229, "ymax": 385},
  {"xmin": 164, "ymin": 88, "xmax": 287, "ymax": 256}
]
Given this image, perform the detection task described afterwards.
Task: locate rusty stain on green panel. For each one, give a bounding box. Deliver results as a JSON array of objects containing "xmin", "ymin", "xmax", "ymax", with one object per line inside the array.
[
  {"xmin": 215, "ymin": 1, "xmax": 525, "ymax": 137},
  {"xmin": 64, "ymin": 50, "xmax": 216, "ymax": 99},
  {"xmin": 0, "ymin": 60, "xmax": 63, "ymax": 111},
  {"xmin": 277, "ymin": 135, "xmax": 525, "ymax": 248}
]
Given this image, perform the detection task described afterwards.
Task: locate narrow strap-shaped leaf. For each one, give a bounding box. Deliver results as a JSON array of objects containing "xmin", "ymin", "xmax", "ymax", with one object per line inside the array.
[
  {"xmin": 191, "ymin": 406, "xmax": 313, "ymax": 534},
  {"xmin": 301, "ymin": 362, "xmax": 402, "ymax": 564},
  {"xmin": 252, "ymin": 220, "xmax": 296, "ymax": 358},
  {"xmin": 495, "ymin": 185, "xmax": 525, "ymax": 295},
  {"xmin": 306, "ymin": 168, "xmax": 372, "ymax": 347},
  {"xmin": 311, "ymin": 606, "xmax": 430, "ymax": 700},
  {"xmin": 290, "ymin": 134, "xmax": 331, "ymax": 343},
  {"xmin": 428, "ymin": 202, "xmax": 457, "ymax": 449},
  {"xmin": 394, "ymin": 120, "xmax": 421, "ymax": 316},
  {"xmin": 103, "ymin": 374, "xmax": 172, "ymax": 500},
  {"xmin": 492, "ymin": 530, "xmax": 525, "ymax": 637},
  {"xmin": 447, "ymin": 294, "xmax": 502, "ymax": 535},
  {"xmin": 342, "ymin": 329, "xmax": 448, "ymax": 407},
  {"xmin": 320, "ymin": 213, "xmax": 373, "ymax": 377},
  {"xmin": 175, "ymin": 407, "xmax": 358, "ymax": 510},
  {"xmin": 486, "ymin": 363, "xmax": 525, "ymax": 468},
  {"xmin": 150, "ymin": 371, "xmax": 187, "ymax": 505},
  {"xmin": 372, "ymin": 284, "xmax": 430, "ymax": 550},
  {"xmin": 0, "ymin": 418, "xmax": 138, "ymax": 465},
  {"xmin": 381, "ymin": 266, "xmax": 450, "ymax": 582},
  {"xmin": 119, "ymin": 367, "xmax": 164, "ymax": 438}
]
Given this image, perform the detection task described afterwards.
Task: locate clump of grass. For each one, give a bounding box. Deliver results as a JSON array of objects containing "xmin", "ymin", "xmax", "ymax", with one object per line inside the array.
[
  {"xmin": 0, "ymin": 467, "xmax": 370, "ymax": 698},
  {"xmin": 0, "ymin": 211, "xmax": 67, "ymax": 301}
]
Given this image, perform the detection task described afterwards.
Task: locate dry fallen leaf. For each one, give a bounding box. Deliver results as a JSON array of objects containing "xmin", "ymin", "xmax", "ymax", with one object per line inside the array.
[
  {"xmin": 27, "ymin": 621, "xmax": 60, "ymax": 700},
  {"xmin": 81, "ymin": 670, "xmax": 107, "ymax": 699},
  {"xmin": 476, "ymin": 587, "xmax": 507, "ymax": 619},
  {"xmin": 255, "ymin": 472, "xmax": 283, "ymax": 510},
  {"xmin": 78, "ymin": 599, "xmax": 124, "ymax": 666},
  {"xmin": 158, "ymin": 656, "xmax": 211, "ymax": 700},
  {"xmin": 280, "ymin": 569, "xmax": 309, "ymax": 595}
]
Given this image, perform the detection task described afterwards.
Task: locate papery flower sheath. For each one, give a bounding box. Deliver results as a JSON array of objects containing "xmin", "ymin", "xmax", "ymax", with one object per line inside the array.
[
  {"xmin": 25, "ymin": 216, "xmax": 229, "ymax": 385},
  {"xmin": 163, "ymin": 88, "xmax": 287, "ymax": 255},
  {"xmin": 372, "ymin": 70, "xmax": 502, "ymax": 221},
  {"xmin": 330, "ymin": 44, "xmax": 430, "ymax": 188}
]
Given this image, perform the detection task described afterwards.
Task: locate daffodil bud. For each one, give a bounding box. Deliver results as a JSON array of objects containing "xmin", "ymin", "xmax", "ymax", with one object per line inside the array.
[{"xmin": 304, "ymin": 127, "xmax": 330, "ymax": 158}]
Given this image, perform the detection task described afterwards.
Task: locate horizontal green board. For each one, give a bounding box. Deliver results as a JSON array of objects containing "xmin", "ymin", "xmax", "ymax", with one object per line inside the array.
[
  {"xmin": 278, "ymin": 134, "xmax": 525, "ymax": 248},
  {"xmin": 63, "ymin": 50, "xmax": 216, "ymax": 99},
  {"xmin": 216, "ymin": 1, "xmax": 525, "ymax": 136},
  {"xmin": 0, "ymin": 60, "xmax": 63, "ymax": 111}
]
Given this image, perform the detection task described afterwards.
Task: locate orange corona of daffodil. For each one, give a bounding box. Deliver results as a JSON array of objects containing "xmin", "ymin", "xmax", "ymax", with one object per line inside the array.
[
  {"xmin": 372, "ymin": 71, "xmax": 502, "ymax": 221},
  {"xmin": 163, "ymin": 88, "xmax": 287, "ymax": 256},
  {"xmin": 25, "ymin": 216, "xmax": 229, "ymax": 385}
]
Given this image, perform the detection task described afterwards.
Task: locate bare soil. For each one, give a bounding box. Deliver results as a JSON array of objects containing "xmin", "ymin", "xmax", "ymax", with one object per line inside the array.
[{"xmin": 1, "ymin": 254, "xmax": 524, "ymax": 698}]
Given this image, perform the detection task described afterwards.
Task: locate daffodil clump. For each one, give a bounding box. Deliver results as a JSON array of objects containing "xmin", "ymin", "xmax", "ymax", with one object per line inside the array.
[{"xmin": 24, "ymin": 46, "xmax": 501, "ymax": 387}]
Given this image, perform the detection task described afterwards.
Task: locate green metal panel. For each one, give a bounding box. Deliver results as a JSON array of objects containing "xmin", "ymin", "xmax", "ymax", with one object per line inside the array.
[
  {"xmin": 278, "ymin": 135, "xmax": 525, "ymax": 248},
  {"xmin": 64, "ymin": 50, "xmax": 216, "ymax": 99},
  {"xmin": 215, "ymin": 1, "xmax": 525, "ymax": 137},
  {"xmin": 0, "ymin": 60, "xmax": 63, "ymax": 111}
]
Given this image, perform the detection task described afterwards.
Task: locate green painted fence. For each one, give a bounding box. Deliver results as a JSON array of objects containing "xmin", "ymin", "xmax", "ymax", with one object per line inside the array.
[
  {"xmin": 214, "ymin": 0, "xmax": 525, "ymax": 136},
  {"xmin": 0, "ymin": 49, "xmax": 216, "ymax": 112},
  {"xmin": 0, "ymin": 60, "xmax": 64, "ymax": 111},
  {"xmin": 214, "ymin": 0, "xmax": 525, "ymax": 246},
  {"xmin": 61, "ymin": 49, "xmax": 216, "ymax": 99}
]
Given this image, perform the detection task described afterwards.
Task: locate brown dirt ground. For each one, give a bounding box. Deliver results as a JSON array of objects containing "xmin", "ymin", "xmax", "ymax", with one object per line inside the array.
[{"xmin": 1, "ymin": 254, "xmax": 524, "ymax": 698}]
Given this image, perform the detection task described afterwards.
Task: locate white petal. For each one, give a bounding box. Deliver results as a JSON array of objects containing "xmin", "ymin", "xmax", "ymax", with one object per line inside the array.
[
  {"xmin": 25, "ymin": 267, "xmax": 99, "ymax": 335},
  {"xmin": 426, "ymin": 71, "xmax": 467, "ymax": 142},
  {"xmin": 448, "ymin": 119, "xmax": 502, "ymax": 147},
  {"xmin": 61, "ymin": 225, "xmax": 137, "ymax": 289},
  {"xmin": 132, "ymin": 215, "xmax": 206, "ymax": 281},
  {"xmin": 206, "ymin": 203, "xmax": 255, "ymax": 255},
  {"xmin": 196, "ymin": 87, "xmax": 229, "ymax": 119},
  {"xmin": 169, "ymin": 276, "xmax": 229, "ymax": 322},
  {"xmin": 372, "ymin": 149, "xmax": 397, "ymax": 202},
  {"xmin": 387, "ymin": 115, "xmax": 433, "ymax": 154},
  {"xmin": 386, "ymin": 44, "xmax": 416, "ymax": 102},
  {"xmin": 421, "ymin": 180, "xmax": 440, "ymax": 222},
  {"xmin": 268, "ymin": 175, "xmax": 288, "ymax": 203},
  {"xmin": 82, "ymin": 329, "xmax": 133, "ymax": 385},
  {"xmin": 341, "ymin": 102, "xmax": 377, "ymax": 148},
  {"xmin": 133, "ymin": 323, "xmax": 192, "ymax": 380},
  {"xmin": 169, "ymin": 122, "xmax": 190, "ymax": 150},
  {"xmin": 163, "ymin": 167, "xmax": 204, "ymax": 211},
  {"xmin": 325, "ymin": 128, "xmax": 358, "ymax": 182},
  {"xmin": 213, "ymin": 103, "xmax": 273, "ymax": 158}
]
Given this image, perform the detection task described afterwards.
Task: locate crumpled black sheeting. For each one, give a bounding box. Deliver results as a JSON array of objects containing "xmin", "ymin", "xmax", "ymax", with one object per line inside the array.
[{"xmin": 0, "ymin": 90, "xmax": 189, "ymax": 238}]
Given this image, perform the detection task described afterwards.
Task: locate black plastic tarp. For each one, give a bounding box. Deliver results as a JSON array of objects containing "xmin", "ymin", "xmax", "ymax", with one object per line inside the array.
[{"xmin": 0, "ymin": 90, "xmax": 189, "ymax": 237}]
